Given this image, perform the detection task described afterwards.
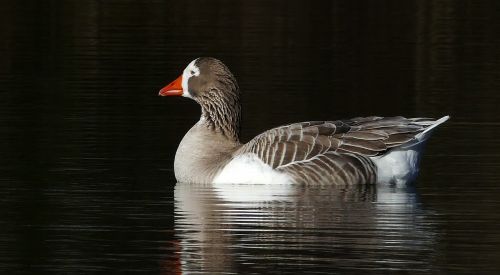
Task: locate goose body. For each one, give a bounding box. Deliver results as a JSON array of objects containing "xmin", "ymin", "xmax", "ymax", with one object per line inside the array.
[{"xmin": 160, "ymin": 57, "xmax": 449, "ymax": 185}]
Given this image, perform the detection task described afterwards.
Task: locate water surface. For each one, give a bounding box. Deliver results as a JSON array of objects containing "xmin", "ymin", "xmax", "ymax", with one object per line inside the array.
[{"xmin": 1, "ymin": 0, "xmax": 500, "ymax": 274}]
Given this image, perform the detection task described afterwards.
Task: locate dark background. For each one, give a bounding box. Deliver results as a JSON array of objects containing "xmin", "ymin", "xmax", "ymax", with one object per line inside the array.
[{"xmin": 1, "ymin": 0, "xmax": 500, "ymax": 274}]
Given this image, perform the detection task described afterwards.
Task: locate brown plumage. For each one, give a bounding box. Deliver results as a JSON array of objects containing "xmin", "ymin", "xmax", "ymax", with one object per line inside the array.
[
  {"xmin": 159, "ymin": 57, "xmax": 449, "ymax": 185},
  {"xmin": 236, "ymin": 117, "xmax": 439, "ymax": 184}
]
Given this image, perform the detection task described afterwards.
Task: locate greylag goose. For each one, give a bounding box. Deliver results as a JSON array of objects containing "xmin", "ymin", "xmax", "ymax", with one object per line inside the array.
[{"xmin": 159, "ymin": 57, "xmax": 449, "ymax": 185}]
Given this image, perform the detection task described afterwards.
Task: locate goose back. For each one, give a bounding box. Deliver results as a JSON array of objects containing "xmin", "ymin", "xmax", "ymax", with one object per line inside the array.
[{"xmin": 236, "ymin": 116, "xmax": 442, "ymax": 184}]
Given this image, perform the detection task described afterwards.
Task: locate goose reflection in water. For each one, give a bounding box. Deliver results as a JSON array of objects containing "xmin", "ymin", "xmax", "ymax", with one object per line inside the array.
[{"xmin": 173, "ymin": 183, "xmax": 438, "ymax": 274}]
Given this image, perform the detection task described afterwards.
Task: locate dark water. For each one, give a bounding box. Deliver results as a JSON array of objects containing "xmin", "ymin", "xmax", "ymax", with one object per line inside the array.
[{"xmin": 1, "ymin": 0, "xmax": 500, "ymax": 274}]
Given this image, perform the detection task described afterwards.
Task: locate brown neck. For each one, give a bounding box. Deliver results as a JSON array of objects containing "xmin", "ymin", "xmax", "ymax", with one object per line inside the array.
[{"xmin": 198, "ymin": 88, "xmax": 241, "ymax": 142}]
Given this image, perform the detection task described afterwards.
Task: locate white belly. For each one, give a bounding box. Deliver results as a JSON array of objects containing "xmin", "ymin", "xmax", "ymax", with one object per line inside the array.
[
  {"xmin": 371, "ymin": 149, "xmax": 421, "ymax": 185},
  {"xmin": 212, "ymin": 153, "xmax": 293, "ymax": 184}
]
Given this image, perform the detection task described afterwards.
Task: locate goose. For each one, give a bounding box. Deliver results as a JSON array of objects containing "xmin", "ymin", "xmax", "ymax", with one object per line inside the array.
[{"xmin": 159, "ymin": 57, "xmax": 449, "ymax": 185}]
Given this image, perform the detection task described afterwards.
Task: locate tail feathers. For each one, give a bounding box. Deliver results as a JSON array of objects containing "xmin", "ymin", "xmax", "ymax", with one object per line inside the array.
[
  {"xmin": 415, "ymin": 115, "xmax": 450, "ymax": 141},
  {"xmin": 401, "ymin": 115, "xmax": 449, "ymax": 149},
  {"xmin": 373, "ymin": 115, "xmax": 449, "ymax": 184}
]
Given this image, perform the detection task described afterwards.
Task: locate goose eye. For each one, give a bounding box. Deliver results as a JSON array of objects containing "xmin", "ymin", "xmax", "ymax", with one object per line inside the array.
[{"xmin": 190, "ymin": 70, "xmax": 195, "ymax": 75}]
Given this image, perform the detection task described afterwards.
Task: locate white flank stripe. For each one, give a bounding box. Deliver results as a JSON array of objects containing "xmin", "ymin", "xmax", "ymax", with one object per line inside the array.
[{"xmin": 213, "ymin": 153, "xmax": 293, "ymax": 185}]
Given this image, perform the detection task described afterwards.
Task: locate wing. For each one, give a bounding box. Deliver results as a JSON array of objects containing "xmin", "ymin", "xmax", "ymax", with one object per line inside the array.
[{"xmin": 237, "ymin": 116, "xmax": 437, "ymax": 184}]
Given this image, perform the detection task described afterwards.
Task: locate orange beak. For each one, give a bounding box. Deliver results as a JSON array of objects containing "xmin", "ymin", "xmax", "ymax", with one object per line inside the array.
[{"xmin": 159, "ymin": 75, "xmax": 183, "ymax": 96}]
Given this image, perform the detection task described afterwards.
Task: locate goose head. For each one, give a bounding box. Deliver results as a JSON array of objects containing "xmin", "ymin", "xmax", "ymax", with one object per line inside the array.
[
  {"xmin": 159, "ymin": 57, "xmax": 239, "ymax": 103},
  {"xmin": 159, "ymin": 57, "xmax": 241, "ymax": 140}
]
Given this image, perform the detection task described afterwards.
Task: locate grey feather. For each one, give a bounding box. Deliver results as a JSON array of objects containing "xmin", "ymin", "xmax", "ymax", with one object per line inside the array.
[{"xmin": 236, "ymin": 116, "xmax": 444, "ymax": 184}]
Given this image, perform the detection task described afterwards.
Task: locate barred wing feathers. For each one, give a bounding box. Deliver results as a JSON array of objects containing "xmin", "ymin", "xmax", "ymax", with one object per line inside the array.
[{"xmin": 237, "ymin": 117, "xmax": 438, "ymax": 184}]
